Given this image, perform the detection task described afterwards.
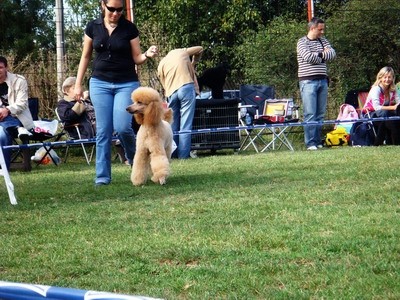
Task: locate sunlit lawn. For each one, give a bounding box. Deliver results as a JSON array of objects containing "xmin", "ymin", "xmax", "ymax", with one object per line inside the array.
[{"xmin": 1, "ymin": 146, "xmax": 399, "ymax": 299}]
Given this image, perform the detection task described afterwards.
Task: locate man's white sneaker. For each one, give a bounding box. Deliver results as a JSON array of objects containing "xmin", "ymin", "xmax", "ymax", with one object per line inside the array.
[
  {"xmin": 317, "ymin": 144, "xmax": 323, "ymax": 149},
  {"xmin": 17, "ymin": 127, "xmax": 33, "ymax": 139},
  {"xmin": 190, "ymin": 150, "xmax": 198, "ymax": 158},
  {"xmin": 307, "ymin": 145, "xmax": 318, "ymax": 151}
]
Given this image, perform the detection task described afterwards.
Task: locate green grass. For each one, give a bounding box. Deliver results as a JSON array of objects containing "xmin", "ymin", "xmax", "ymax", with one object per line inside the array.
[{"xmin": 1, "ymin": 146, "xmax": 399, "ymax": 299}]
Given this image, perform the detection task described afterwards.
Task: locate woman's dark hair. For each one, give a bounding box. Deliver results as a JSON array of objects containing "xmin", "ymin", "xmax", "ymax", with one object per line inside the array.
[{"xmin": 100, "ymin": 0, "xmax": 124, "ymax": 17}]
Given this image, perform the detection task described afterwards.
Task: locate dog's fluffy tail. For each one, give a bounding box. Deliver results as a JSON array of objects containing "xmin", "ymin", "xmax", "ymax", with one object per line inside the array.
[{"xmin": 163, "ymin": 108, "xmax": 173, "ymax": 124}]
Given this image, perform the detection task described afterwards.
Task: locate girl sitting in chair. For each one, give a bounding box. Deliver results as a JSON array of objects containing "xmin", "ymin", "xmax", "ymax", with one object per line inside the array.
[{"xmin": 363, "ymin": 66, "xmax": 400, "ymax": 145}]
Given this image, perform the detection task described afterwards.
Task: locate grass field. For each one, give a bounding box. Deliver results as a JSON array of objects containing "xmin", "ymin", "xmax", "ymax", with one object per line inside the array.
[{"xmin": 1, "ymin": 146, "xmax": 399, "ymax": 299}]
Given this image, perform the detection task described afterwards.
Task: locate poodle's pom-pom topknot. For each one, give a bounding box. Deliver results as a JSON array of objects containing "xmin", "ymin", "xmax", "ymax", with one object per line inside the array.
[{"xmin": 131, "ymin": 87, "xmax": 162, "ymax": 104}]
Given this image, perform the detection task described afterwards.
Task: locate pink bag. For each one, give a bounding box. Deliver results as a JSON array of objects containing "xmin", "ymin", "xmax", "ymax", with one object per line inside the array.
[{"xmin": 335, "ymin": 104, "xmax": 359, "ymax": 133}]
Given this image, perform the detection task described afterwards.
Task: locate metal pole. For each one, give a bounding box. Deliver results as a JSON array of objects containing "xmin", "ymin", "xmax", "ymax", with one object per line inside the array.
[
  {"xmin": 55, "ymin": 0, "xmax": 65, "ymax": 99},
  {"xmin": 308, "ymin": 0, "xmax": 314, "ymax": 21},
  {"xmin": 125, "ymin": 0, "xmax": 134, "ymax": 22}
]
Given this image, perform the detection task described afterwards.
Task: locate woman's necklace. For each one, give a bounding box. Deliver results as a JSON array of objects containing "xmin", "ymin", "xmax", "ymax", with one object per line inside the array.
[{"xmin": 105, "ymin": 20, "xmax": 117, "ymax": 29}]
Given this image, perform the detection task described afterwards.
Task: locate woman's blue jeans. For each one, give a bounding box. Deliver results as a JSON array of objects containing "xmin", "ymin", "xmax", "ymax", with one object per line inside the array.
[
  {"xmin": 299, "ymin": 79, "xmax": 328, "ymax": 147},
  {"xmin": 89, "ymin": 77, "xmax": 138, "ymax": 185},
  {"xmin": 168, "ymin": 83, "xmax": 196, "ymax": 159}
]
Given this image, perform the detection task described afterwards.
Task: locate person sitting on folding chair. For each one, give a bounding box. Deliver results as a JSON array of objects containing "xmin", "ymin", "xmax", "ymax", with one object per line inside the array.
[
  {"xmin": 57, "ymin": 77, "xmax": 96, "ymax": 139},
  {"xmin": 0, "ymin": 56, "xmax": 36, "ymax": 170},
  {"xmin": 57, "ymin": 77, "xmax": 131, "ymax": 164},
  {"xmin": 363, "ymin": 66, "xmax": 400, "ymax": 145}
]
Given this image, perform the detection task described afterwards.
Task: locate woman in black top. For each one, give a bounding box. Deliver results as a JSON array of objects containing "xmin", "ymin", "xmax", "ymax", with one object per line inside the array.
[{"xmin": 74, "ymin": 0, "xmax": 158, "ymax": 186}]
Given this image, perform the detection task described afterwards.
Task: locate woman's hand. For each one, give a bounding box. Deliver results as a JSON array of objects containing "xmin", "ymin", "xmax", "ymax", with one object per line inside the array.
[
  {"xmin": 145, "ymin": 45, "xmax": 158, "ymax": 58},
  {"xmin": 74, "ymin": 85, "xmax": 84, "ymax": 101}
]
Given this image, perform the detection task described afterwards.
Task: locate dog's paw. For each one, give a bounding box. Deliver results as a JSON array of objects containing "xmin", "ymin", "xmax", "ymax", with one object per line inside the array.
[
  {"xmin": 151, "ymin": 175, "xmax": 167, "ymax": 185},
  {"xmin": 131, "ymin": 177, "xmax": 146, "ymax": 186},
  {"xmin": 159, "ymin": 177, "xmax": 167, "ymax": 185},
  {"xmin": 132, "ymin": 181, "xmax": 144, "ymax": 186}
]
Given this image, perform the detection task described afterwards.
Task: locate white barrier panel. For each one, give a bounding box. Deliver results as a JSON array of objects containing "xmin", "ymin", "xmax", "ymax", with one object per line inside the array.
[
  {"xmin": 0, "ymin": 281, "xmax": 163, "ymax": 300},
  {"xmin": 0, "ymin": 146, "xmax": 17, "ymax": 205}
]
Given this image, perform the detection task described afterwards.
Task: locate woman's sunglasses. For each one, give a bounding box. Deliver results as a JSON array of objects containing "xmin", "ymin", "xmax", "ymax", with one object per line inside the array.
[{"xmin": 105, "ymin": 4, "xmax": 123, "ymax": 13}]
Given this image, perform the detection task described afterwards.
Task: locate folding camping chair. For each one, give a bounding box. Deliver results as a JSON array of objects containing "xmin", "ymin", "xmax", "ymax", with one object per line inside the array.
[
  {"xmin": 344, "ymin": 88, "xmax": 370, "ymax": 117},
  {"xmin": 256, "ymin": 98, "xmax": 299, "ymax": 151},
  {"xmin": 238, "ymin": 84, "xmax": 275, "ymax": 152},
  {"xmin": 9, "ymin": 98, "xmax": 64, "ymax": 169},
  {"xmin": 29, "ymin": 119, "xmax": 65, "ymax": 165},
  {"xmin": 344, "ymin": 88, "xmax": 377, "ymax": 142},
  {"xmin": 239, "ymin": 84, "xmax": 299, "ymax": 152},
  {"xmin": 55, "ymin": 108, "xmax": 95, "ymax": 165},
  {"xmin": 9, "ymin": 98, "xmax": 39, "ymax": 171}
]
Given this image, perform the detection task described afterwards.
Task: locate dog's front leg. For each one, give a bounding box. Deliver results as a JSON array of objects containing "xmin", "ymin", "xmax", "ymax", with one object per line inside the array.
[
  {"xmin": 131, "ymin": 148, "xmax": 150, "ymax": 186},
  {"xmin": 149, "ymin": 152, "xmax": 170, "ymax": 185}
]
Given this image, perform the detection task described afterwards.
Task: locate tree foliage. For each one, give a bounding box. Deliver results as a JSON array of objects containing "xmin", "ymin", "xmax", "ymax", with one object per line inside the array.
[
  {"xmin": 329, "ymin": 0, "xmax": 400, "ymax": 91},
  {"xmin": 237, "ymin": 17, "xmax": 304, "ymax": 98},
  {"xmin": 2, "ymin": 0, "xmax": 400, "ymax": 119},
  {"xmin": 237, "ymin": 0, "xmax": 400, "ymax": 118},
  {"xmin": 0, "ymin": 0, "xmax": 55, "ymax": 60},
  {"xmin": 135, "ymin": 0, "xmax": 307, "ymax": 70}
]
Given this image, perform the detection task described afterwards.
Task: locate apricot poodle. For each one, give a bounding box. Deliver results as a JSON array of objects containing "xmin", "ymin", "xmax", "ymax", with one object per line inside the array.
[{"xmin": 126, "ymin": 87, "xmax": 174, "ymax": 186}]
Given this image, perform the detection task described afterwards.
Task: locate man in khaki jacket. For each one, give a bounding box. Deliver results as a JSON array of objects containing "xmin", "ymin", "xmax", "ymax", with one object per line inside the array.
[
  {"xmin": 0, "ymin": 56, "xmax": 35, "ymax": 169},
  {"xmin": 158, "ymin": 46, "xmax": 203, "ymax": 159}
]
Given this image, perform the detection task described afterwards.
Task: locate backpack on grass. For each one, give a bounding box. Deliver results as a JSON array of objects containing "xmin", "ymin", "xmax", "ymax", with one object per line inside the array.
[{"xmin": 349, "ymin": 121, "xmax": 375, "ymax": 146}]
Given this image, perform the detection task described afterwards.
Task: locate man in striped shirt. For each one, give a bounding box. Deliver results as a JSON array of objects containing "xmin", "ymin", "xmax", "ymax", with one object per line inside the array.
[{"xmin": 297, "ymin": 17, "xmax": 336, "ymax": 150}]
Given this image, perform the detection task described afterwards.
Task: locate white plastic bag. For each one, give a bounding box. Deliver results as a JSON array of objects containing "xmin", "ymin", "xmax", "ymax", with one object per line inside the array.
[
  {"xmin": 33, "ymin": 120, "xmax": 58, "ymax": 135},
  {"xmin": 31, "ymin": 147, "xmax": 61, "ymax": 165}
]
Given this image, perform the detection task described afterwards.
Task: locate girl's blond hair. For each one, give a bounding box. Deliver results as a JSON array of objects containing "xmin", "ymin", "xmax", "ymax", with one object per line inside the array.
[{"xmin": 373, "ymin": 66, "xmax": 396, "ymax": 91}]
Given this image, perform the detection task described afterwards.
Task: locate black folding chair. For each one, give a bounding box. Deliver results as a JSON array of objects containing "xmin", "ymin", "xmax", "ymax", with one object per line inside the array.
[
  {"xmin": 9, "ymin": 98, "xmax": 39, "ymax": 171},
  {"xmin": 54, "ymin": 107, "xmax": 96, "ymax": 165},
  {"xmin": 238, "ymin": 84, "xmax": 275, "ymax": 152},
  {"xmin": 10, "ymin": 98, "xmax": 64, "ymax": 169}
]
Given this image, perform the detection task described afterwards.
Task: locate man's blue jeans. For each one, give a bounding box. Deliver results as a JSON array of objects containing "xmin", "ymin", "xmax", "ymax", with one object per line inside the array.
[
  {"xmin": 168, "ymin": 83, "xmax": 196, "ymax": 159},
  {"xmin": 299, "ymin": 79, "xmax": 328, "ymax": 147},
  {"xmin": 0, "ymin": 116, "xmax": 22, "ymax": 170},
  {"xmin": 90, "ymin": 77, "xmax": 138, "ymax": 185}
]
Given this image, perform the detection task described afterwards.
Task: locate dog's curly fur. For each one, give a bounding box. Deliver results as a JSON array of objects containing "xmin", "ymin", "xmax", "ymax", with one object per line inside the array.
[{"xmin": 126, "ymin": 87, "xmax": 173, "ymax": 186}]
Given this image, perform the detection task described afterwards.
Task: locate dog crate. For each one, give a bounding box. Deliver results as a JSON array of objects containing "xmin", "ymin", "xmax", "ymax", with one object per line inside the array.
[{"xmin": 191, "ymin": 98, "xmax": 241, "ymax": 151}]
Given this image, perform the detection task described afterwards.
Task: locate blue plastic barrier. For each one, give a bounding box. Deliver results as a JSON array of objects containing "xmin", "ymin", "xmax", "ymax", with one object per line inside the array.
[
  {"xmin": 3, "ymin": 116, "xmax": 400, "ymax": 151},
  {"xmin": 0, "ymin": 281, "xmax": 162, "ymax": 300}
]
